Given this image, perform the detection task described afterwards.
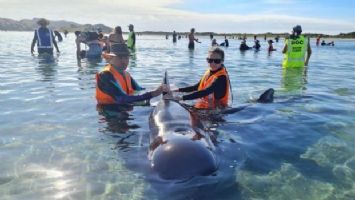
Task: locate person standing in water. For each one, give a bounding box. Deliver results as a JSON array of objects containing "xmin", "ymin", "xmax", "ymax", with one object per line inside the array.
[
  {"xmin": 96, "ymin": 43, "xmax": 166, "ymax": 105},
  {"xmin": 268, "ymin": 40, "xmax": 276, "ymax": 52},
  {"xmin": 172, "ymin": 31, "xmax": 177, "ymax": 43},
  {"xmin": 127, "ymin": 24, "xmax": 136, "ymax": 49},
  {"xmin": 167, "ymin": 47, "xmax": 231, "ymax": 109},
  {"xmin": 316, "ymin": 35, "xmax": 321, "ymax": 46},
  {"xmin": 188, "ymin": 28, "xmax": 200, "ymax": 50},
  {"xmin": 282, "ymin": 25, "xmax": 312, "ymax": 68},
  {"xmin": 109, "ymin": 26, "xmax": 125, "ymax": 45},
  {"xmin": 31, "ymin": 18, "xmax": 60, "ymax": 55},
  {"xmin": 220, "ymin": 35, "xmax": 229, "ymax": 47}
]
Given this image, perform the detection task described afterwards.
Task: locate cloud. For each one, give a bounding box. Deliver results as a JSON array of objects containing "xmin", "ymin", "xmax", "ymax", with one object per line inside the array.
[{"xmin": 1, "ymin": 0, "xmax": 354, "ymax": 34}]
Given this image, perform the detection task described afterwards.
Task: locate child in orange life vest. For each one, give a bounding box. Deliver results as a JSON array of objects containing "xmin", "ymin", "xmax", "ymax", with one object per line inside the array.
[
  {"xmin": 166, "ymin": 47, "xmax": 231, "ymax": 109},
  {"xmin": 96, "ymin": 43, "xmax": 168, "ymax": 105}
]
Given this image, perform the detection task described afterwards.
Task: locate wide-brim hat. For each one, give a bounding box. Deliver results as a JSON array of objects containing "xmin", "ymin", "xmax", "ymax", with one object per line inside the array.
[
  {"xmin": 37, "ymin": 18, "xmax": 49, "ymax": 26},
  {"xmin": 106, "ymin": 43, "xmax": 130, "ymax": 56}
]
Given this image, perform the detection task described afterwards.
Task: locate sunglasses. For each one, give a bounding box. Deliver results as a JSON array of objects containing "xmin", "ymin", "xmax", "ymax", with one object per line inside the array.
[{"xmin": 206, "ymin": 58, "xmax": 222, "ymax": 64}]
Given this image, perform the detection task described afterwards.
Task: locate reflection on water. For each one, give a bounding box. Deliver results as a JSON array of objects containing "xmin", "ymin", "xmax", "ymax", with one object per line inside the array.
[
  {"xmin": 129, "ymin": 50, "xmax": 137, "ymax": 69},
  {"xmin": 35, "ymin": 54, "xmax": 58, "ymax": 82},
  {"xmin": 281, "ymin": 67, "xmax": 308, "ymax": 93}
]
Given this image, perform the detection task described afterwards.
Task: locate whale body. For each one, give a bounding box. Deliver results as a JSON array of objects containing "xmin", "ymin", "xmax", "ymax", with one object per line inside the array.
[{"xmin": 149, "ymin": 99, "xmax": 217, "ymax": 180}]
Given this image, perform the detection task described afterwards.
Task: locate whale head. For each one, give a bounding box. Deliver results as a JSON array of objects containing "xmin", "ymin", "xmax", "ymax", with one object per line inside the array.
[{"xmin": 151, "ymin": 137, "xmax": 217, "ymax": 180}]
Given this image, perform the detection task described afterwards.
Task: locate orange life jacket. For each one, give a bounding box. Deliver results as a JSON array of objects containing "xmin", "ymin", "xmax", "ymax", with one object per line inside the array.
[
  {"xmin": 96, "ymin": 64, "xmax": 135, "ymax": 104},
  {"xmin": 195, "ymin": 67, "xmax": 230, "ymax": 109}
]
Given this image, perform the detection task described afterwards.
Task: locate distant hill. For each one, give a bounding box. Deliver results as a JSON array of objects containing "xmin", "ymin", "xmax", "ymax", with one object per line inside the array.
[
  {"xmin": 1, "ymin": 18, "xmax": 354, "ymax": 38},
  {"xmin": 0, "ymin": 18, "xmax": 113, "ymax": 33}
]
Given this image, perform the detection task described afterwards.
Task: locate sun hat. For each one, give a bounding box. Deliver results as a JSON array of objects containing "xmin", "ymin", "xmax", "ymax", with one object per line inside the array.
[{"xmin": 106, "ymin": 43, "xmax": 130, "ymax": 56}]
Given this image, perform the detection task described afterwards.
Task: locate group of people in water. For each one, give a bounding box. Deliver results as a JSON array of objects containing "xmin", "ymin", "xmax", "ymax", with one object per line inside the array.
[
  {"xmin": 95, "ymin": 24, "xmax": 312, "ymax": 109},
  {"xmin": 30, "ymin": 18, "xmax": 136, "ymax": 60},
  {"xmin": 74, "ymin": 24, "xmax": 136, "ymax": 60},
  {"xmin": 30, "ymin": 18, "xmax": 312, "ymax": 111}
]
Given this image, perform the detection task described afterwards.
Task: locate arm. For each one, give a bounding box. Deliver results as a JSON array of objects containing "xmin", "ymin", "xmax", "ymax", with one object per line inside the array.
[
  {"xmin": 97, "ymin": 71, "xmax": 153, "ymax": 104},
  {"xmin": 182, "ymin": 76, "xmax": 227, "ymax": 100},
  {"xmin": 282, "ymin": 43, "xmax": 287, "ymax": 54},
  {"xmin": 52, "ymin": 32, "xmax": 60, "ymax": 52},
  {"xmin": 75, "ymin": 38, "xmax": 81, "ymax": 59},
  {"xmin": 177, "ymin": 81, "xmax": 200, "ymax": 93},
  {"xmin": 132, "ymin": 33, "xmax": 136, "ymax": 47},
  {"xmin": 31, "ymin": 31, "xmax": 37, "ymax": 54},
  {"xmin": 305, "ymin": 40, "xmax": 312, "ymax": 66}
]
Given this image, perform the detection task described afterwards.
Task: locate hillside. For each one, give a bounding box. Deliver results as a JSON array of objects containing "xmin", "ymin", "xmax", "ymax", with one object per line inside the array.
[{"xmin": 0, "ymin": 18, "xmax": 113, "ymax": 33}]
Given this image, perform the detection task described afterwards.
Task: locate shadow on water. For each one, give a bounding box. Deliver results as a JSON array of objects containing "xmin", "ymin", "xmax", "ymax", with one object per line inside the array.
[
  {"xmin": 129, "ymin": 49, "xmax": 137, "ymax": 69},
  {"xmin": 35, "ymin": 54, "xmax": 58, "ymax": 82},
  {"xmin": 188, "ymin": 49, "xmax": 194, "ymax": 66}
]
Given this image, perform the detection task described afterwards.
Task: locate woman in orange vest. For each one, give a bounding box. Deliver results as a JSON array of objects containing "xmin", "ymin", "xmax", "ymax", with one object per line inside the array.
[
  {"xmin": 96, "ymin": 43, "xmax": 165, "ymax": 105},
  {"xmin": 169, "ymin": 47, "xmax": 231, "ymax": 109}
]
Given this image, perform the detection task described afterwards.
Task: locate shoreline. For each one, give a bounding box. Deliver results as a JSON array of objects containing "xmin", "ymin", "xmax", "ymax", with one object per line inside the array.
[{"xmin": 1, "ymin": 30, "xmax": 355, "ymax": 39}]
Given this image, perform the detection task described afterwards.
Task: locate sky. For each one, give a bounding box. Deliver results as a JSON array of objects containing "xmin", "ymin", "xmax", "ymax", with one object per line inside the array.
[{"xmin": 1, "ymin": 0, "xmax": 355, "ymax": 34}]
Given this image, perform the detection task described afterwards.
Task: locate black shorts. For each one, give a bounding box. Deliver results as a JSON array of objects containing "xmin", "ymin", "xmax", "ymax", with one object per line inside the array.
[{"xmin": 188, "ymin": 42, "xmax": 194, "ymax": 49}]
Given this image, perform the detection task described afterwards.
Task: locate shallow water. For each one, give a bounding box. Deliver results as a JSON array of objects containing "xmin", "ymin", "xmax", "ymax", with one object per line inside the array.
[{"xmin": 0, "ymin": 32, "xmax": 354, "ymax": 200}]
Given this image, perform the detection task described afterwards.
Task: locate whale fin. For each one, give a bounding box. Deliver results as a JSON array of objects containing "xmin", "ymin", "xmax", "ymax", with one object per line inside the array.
[
  {"xmin": 162, "ymin": 70, "xmax": 172, "ymax": 97},
  {"xmin": 257, "ymin": 88, "xmax": 274, "ymax": 103}
]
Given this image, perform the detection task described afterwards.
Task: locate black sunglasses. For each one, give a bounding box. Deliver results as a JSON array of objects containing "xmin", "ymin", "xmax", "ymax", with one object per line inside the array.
[{"xmin": 206, "ymin": 58, "xmax": 222, "ymax": 64}]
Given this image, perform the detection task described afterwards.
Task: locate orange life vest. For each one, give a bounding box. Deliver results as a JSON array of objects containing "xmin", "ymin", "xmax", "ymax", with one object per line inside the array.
[
  {"xmin": 96, "ymin": 64, "xmax": 135, "ymax": 104},
  {"xmin": 195, "ymin": 67, "xmax": 230, "ymax": 109}
]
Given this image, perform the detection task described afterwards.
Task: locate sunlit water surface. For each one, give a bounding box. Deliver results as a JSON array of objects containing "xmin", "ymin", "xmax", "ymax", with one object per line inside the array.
[{"xmin": 0, "ymin": 32, "xmax": 355, "ymax": 200}]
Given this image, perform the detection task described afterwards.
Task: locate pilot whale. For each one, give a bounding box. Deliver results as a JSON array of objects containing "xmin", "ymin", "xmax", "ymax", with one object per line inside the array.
[
  {"xmin": 148, "ymin": 72, "xmax": 274, "ymax": 180},
  {"xmin": 149, "ymin": 72, "xmax": 217, "ymax": 180}
]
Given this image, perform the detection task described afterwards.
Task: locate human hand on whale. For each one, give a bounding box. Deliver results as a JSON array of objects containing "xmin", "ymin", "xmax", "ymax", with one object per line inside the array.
[
  {"xmin": 150, "ymin": 84, "xmax": 170, "ymax": 97},
  {"xmin": 162, "ymin": 88, "xmax": 182, "ymax": 101}
]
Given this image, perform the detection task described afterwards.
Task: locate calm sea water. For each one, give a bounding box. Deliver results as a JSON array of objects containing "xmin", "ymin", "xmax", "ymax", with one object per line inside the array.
[{"xmin": 0, "ymin": 31, "xmax": 354, "ymax": 200}]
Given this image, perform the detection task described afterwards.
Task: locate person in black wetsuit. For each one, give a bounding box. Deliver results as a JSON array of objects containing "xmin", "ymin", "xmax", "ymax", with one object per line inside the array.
[
  {"xmin": 239, "ymin": 39, "xmax": 251, "ymax": 51},
  {"xmin": 172, "ymin": 31, "xmax": 177, "ymax": 43},
  {"xmin": 220, "ymin": 35, "xmax": 229, "ymax": 47},
  {"xmin": 253, "ymin": 39, "xmax": 261, "ymax": 50},
  {"xmin": 54, "ymin": 30, "xmax": 63, "ymax": 42},
  {"xmin": 167, "ymin": 47, "xmax": 231, "ymax": 109}
]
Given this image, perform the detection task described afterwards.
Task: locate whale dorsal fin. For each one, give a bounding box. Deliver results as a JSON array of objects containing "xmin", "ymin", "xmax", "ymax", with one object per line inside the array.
[{"xmin": 162, "ymin": 70, "xmax": 171, "ymax": 97}]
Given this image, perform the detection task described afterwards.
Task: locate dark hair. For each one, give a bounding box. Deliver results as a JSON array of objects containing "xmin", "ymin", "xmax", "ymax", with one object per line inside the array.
[
  {"xmin": 208, "ymin": 47, "xmax": 224, "ymax": 61},
  {"xmin": 98, "ymin": 33, "xmax": 104, "ymax": 39},
  {"xmin": 74, "ymin": 31, "xmax": 81, "ymax": 36},
  {"xmin": 115, "ymin": 26, "xmax": 122, "ymax": 34}
]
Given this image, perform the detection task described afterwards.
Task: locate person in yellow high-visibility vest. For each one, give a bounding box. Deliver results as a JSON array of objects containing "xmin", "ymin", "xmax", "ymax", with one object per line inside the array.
[
  {"xmin": 127, "ymin": 24, "xmax": 136, "ymax": 49},
  {"xmin": 282, "ymin": 25, "xmax": 312, "ymax": 68}
]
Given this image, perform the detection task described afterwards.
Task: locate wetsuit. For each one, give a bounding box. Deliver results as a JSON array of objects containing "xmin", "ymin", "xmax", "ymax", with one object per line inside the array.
[
  {"xmin": 178, "ymin": 67, "xmax": 227, "ymax": 101},
  {"xmin": 173, "ymin": 33, "xmax": 177, "ymax": 43},
  {"xmin": 240, "ymin": 43, "xmax": 251, "ymax": 51}
]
